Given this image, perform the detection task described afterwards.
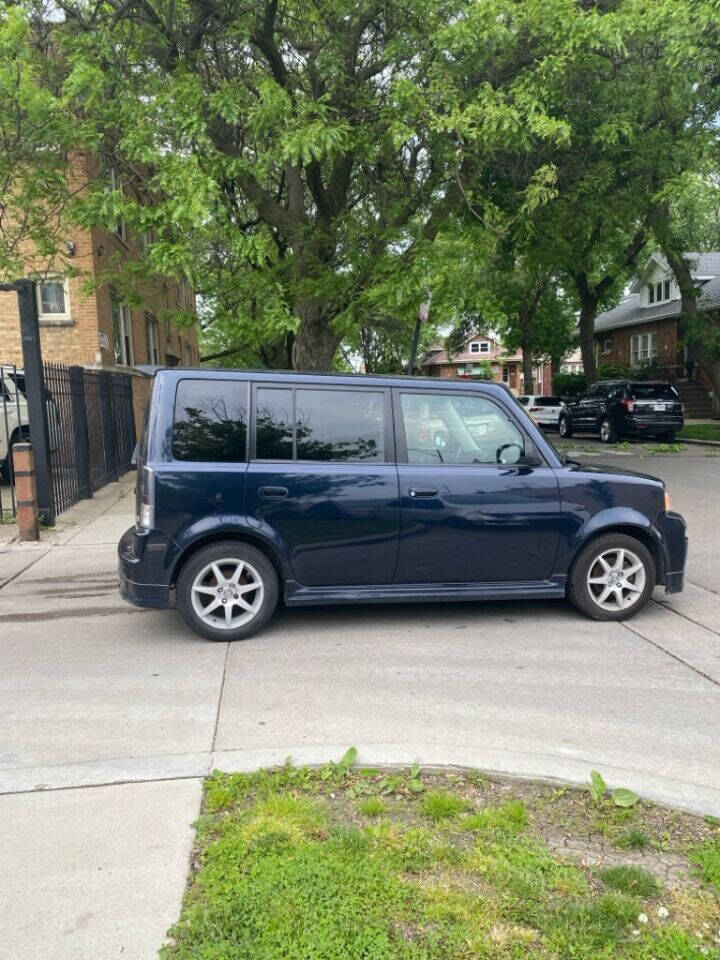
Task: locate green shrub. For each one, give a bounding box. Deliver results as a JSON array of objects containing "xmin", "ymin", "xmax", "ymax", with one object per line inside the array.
[{"xmin": 554, "ymin": 371, "xmax": 586, "ymax": 398}]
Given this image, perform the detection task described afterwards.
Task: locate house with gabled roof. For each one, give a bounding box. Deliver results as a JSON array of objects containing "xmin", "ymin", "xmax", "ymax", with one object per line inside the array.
[
  {"xmin": 420, "ymin": 331, "xmax": 553, "ymax": 395},
  {"xmin": 593, "ymin": 252, "xmax": 719, "ymax": 417}
]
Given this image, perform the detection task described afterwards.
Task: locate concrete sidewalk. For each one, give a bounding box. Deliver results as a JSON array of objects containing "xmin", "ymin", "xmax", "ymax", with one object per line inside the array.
[{"xmin": 2, "ymin": 452, "xmax": 720, "ymax": 959}]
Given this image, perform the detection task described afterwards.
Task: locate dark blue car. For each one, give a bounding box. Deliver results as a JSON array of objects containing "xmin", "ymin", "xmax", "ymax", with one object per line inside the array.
[{"xmin": 118, "ymin": 369, "xmax": 688, "ymax": 641}]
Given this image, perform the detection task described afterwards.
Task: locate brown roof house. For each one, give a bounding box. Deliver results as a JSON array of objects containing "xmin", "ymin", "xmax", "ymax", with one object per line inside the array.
[
  {"xmin": 0, "ymin": 154, "xmax": 200, "ymax": 431},
  {"xmin": 421, "ymin": 331, "xmax": 553, "ymax": 395},
  {"xmin": 593, "ymin": 252, "xmax": 720, "ymax": 418}
]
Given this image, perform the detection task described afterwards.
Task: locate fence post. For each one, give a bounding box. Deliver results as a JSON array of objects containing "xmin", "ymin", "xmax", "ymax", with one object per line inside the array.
[
  {"xmin": 17, "ymin": 279, "xmax": 55, "ymax": 525},
  {"xmin": 69, "ymin": 365, "xmax": 93, "ymax": 499},
  {"xmin": 99, "ymin": 371, "xmax": 119, "ymax": 482},
  {"xmin": 12, "ymin": 443, "xmax": 40, "ymax": 541}
]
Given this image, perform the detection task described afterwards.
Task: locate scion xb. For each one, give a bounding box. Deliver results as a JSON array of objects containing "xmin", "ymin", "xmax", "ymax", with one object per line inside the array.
[{"xmin": 118, "ymin": 369, "xmax": 688, "ymax": 641}]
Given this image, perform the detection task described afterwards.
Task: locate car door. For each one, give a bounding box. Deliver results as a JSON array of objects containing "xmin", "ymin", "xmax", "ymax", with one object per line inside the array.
[
  {"xmin": 572, "ymin": 385, "xmax": 601, "ymax": 429},
  {"xmin": 245, "ymin": 383, "xmax": 399, "ymax": 587},
  {"xmin": 393, "ymin": 389, "xmax": 561, "ymax": 584}
]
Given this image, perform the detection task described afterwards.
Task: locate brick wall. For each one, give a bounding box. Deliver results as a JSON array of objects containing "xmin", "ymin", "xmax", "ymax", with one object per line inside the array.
[{"xmin": 595, "ymin": 317, "xmax": 680, "ymax": 368}]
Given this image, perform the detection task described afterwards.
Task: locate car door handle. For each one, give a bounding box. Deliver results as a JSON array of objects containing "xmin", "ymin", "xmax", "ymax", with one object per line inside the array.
[
  {"xmin": 259, "ymin": 486, "xmax": 289, "ymax": 499},
  {"xmin": 409, "ymin": 487, "xmax": 438, "ymax": 499}
]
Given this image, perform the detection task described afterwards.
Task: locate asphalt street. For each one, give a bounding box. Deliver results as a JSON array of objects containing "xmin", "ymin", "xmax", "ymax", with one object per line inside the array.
[{"xmin": 0, "ymin": 440, "xmax": 719, "ymax": 958}]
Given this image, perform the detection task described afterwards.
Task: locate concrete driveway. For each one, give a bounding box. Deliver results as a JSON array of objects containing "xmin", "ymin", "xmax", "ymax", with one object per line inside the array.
[{"xmin": 1, "ymin": 443, "xmax": 719, "ymax": 958}]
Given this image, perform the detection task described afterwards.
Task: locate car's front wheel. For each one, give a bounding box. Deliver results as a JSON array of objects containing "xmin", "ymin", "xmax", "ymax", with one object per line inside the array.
[
  {"xmin": 177, "ymin": 541, "xmax": 279, "ymax": 641},
  {"xmin": 558, "ymin": 415, "xmax": 573, "ymax": 438},
  {"xmin": 567, "ymin": 533, "xmax": 655, "ymax": 621}
]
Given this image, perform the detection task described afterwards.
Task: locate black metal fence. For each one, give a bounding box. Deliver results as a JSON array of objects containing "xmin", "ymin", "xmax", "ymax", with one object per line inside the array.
[
  {"xmin": 0, "ymin": 364, "xmax": 27, "ymax": 520},
  {"xmin": 43, "ymin": 363, "xmax": 137, "ymax": 518}
]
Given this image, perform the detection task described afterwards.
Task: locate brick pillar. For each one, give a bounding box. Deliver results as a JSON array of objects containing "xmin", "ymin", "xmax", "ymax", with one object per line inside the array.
[{"xmin": 12, "ymin": 443, "xmax": 40, "ymax": 541}]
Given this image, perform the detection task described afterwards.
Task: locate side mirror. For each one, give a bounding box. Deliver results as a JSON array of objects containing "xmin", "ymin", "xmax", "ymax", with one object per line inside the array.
[
  {"xmin": 496, "ymin": 442, "xmax": 523, "ymax": 465},
  {"xmin": 130, "ymin": 443, "xmax": 139, "ymax": 469}
]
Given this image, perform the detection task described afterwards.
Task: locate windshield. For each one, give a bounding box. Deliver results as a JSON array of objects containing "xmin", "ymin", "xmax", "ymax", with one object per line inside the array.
[{"xmin": 630, "ymin": 383, "xmax": 679, "ymax": 400}]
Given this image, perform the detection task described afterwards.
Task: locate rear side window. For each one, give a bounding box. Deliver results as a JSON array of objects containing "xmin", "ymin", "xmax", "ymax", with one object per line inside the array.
[
  {"xmin": 630, "ymin": 383, "xmax": 679, "ymax": 400},
  {"xmin": 518, "ymin": 397, "xmax": 530, "ymax": 406},
  {"xmin": 256, "ymin": 388, "xmax": 293, "ymax": 460},
  {"xmin": 173, "ymin": 379, "xmax": 248, "ymax": 462},
  {"xmin": 536, "ymin": 397, "xmax": 562, "ymax": 407},
  {"xmin": 254, "ymin": 386, "xmax": 386, "ymax": 462}
]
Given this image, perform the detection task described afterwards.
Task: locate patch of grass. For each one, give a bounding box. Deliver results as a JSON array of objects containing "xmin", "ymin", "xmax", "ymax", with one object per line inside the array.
[
  {"xmin": 421, "ymin": 790, "xmax": 465, "ymax": 821},
  {"xmin": 689, "ymin": 835, "xmax": 720, "ymax": 890},
  {"xmin": 464, "ymin": 800, "xmax": 530, "ymax": 835},
  {"xmin": 616, "ymin": 827, "xmax": 651, "ymax": 851},
  {"xmin": 644, "ymin": 442, "xmax": 686, "ymax": 455},
  {"xmin": 358, "ymin": 796, "xmax": 386, "ymax": 818},
  {"xmin": 679, "ymin": 423, "xmax": 720, "ymax": 443},
  {"xmin": 601, "ymin": 864, "xmax": 662, "ymax": 897},
  {"xmin": 164, "ymin": 764, "xmax": 720, "ymax": 960}
]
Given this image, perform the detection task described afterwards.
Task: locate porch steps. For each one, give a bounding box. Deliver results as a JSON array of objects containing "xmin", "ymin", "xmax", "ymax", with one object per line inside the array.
[{"xmin": 675, "ymin": 381, "xmax": 714, "ymax": 418}]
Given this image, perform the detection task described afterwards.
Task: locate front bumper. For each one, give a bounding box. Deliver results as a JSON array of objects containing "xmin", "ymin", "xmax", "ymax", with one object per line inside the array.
[
  {"xmin": 654, "ymin": 510, "xmax": 688, "ymax": 594},
  {"xmin": 118, "ymin": 525, "xmax": 172, "ymax": 609}
]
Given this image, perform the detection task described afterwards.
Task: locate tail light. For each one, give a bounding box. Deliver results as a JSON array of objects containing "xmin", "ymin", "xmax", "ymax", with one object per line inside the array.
[
  {"xmin": 620, "ymin": 398, "xmax": 635, "ymax": 413},
  {"xmin": 137, "ymin": 465, "xmax": 155, "ymax": 531},
  {"xmin": 530, "ymin": 406, "xmax": 542, "ymax": 412}
]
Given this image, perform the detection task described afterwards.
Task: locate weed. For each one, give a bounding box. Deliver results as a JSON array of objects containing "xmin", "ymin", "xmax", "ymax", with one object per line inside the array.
[
  {"xmin": 644, "ymin": 442, "xmax": 686, "ymax": 455},
  {"xmin": 466, "ymin": 769, "xmax": 489, "ymax": 788},
  {"xmin": 588, "ymin": 769, "xmax": 607, "ymax": 804},
  {"xmin": 358, "ymin": 796, "xmax": 386, "ymax": 818},
  {"xmin": 616, "ymin": 828, "xmax": 651, "ymax": 850},
  {"xmin": 464, "ymin": 800, "xmax": 530, "ymax": 835},
  {"xmin": 421, "ymin": 790, "xmax": 465, "ymax": 821},
  {"xmin": 600, "ymin": 864, "xmax": 662, "ymax": 897},
  {"xmin": 688, "ymin": 835, "xmax": 720, "ymax": 890}
]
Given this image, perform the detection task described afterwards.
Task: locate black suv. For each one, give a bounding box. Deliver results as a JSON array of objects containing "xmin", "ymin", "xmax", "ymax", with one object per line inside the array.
[{"xmin": 558, "ymin": 381, "xmax": 684, "ymax": 443}]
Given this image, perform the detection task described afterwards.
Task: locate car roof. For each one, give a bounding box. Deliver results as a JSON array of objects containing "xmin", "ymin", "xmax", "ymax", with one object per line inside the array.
[{"xmin": 157, "ymin": 367, "xmax": 517, "ymax": 396}]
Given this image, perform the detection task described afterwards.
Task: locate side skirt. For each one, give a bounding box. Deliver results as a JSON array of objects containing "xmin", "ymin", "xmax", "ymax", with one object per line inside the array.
[{"xmin": 284, "ymin": 578, "xmax": 566, "ymax": 607}]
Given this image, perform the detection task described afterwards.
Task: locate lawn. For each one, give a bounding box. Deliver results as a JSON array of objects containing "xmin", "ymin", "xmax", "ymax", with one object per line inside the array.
[
  {"xmin": 163, "ymin": 754, "xmax": 720, "ymax": 959},
  {"xmin": 679, "ymin": 423, "xmax": 720, "ymax": 443}
]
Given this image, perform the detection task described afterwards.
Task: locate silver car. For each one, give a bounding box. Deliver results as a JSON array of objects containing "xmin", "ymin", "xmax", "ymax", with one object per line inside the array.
[{"xmin": 517, "ymin": 394, "xmax": 565, "ymax": 428}]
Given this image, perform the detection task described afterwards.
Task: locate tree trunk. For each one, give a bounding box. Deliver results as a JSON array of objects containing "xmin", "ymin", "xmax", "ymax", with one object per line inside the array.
[
  {"xmin": 520, "ymin": 307, "xmax": 534, "ymax": 394},
  {"xmin": 292, "ymin": 299, "xmax": 342, "ymax": 371},
  {"xmin": 577, "ymin": 295, "xmax": 599, "ymax": 384},
  {"xmin": 661, "ymin": 246, "xmax": 700, "ymax": 375}
]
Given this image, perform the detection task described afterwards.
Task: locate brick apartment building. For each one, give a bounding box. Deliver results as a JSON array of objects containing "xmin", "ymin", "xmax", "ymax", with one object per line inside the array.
[
  {"xmin": 0, "ymin": 153, "xmax": 200, "ymax": 431},
  {"xmin": 421, "ymin": 332, "xmax": 554, "ymax": 394}
]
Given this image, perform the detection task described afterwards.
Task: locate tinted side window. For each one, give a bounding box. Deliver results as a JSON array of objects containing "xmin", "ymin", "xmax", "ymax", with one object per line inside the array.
[
  {"xmin": 630, "ymin": 383, "xmax": 679, "ymax": 400},
  {"xmin": 173, "ymin": 379, "xmax": 247, "ymax": 462},
  {"xmin": 400, "ymin": 392, "xmax": 525, "ymax": 465},
  {"xmin": 296, "ymin": 389, "xmax": 384, "ymax": 462},
  {"xmin": 256, "ymin": 388, "xmax": 293, "ymax": 460}
]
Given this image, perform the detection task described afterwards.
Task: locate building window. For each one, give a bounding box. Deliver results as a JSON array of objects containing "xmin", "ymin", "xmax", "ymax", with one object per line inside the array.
[
  {"xmin": 631, "ymin": 332, "xmax": 659, "ymax": 366},
  {"xmin": 36, "ymin": 277, "xmax": 70, "ymax": 320},
  {"xmin": 647, "ymin": 279, "xmax": 672, "ymax": 306},
  {"xmin": 502, "ymin": 365, "xmax": 510, "ymax": 383},
  {"xmin": 111, "ymin": 293, "xmax": 134, "ymax": 366},
  {"xmin": 179, "ymin": 277, "xmax": 191, "ymax": 311},
  {"xmin": 602, "ymin": 337, "xmax": 612, "ymax": 354},
  {"xmin": 145, "ymin": 314, "xmax": 160, "ymax": 364},
  {"xmin": 470, "ymin": 341, "xmax": 490, "ymax": 354}
]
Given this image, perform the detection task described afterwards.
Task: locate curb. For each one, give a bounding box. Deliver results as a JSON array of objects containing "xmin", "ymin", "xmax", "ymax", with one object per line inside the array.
[{"xmin": 681, "ymin": 437, "xmax": 720, "ymax": 448}]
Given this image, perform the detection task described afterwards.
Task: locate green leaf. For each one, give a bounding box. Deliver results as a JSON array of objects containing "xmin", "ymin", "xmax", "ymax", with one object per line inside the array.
[
  {"xmin": 612, "ymin": 788, "xmax": 640, "ymax": 808},
  {"xmin": 339, "ymin": 747, "xmax": 358, "ymax": 771},
  {"xmin": 589, "ymin": 770, "xmax": 607, "ymax": 804}
]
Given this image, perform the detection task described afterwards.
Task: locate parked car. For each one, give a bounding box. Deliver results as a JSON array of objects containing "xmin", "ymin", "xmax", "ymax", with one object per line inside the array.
[
  {"xmin": 517, "ymin": 395, "xmax": 565, "ymax": 428},
  {"xmin": 118, "ymin": 370, "xmax": 687, "ymax": 640},
  {"xmin": 0, "ymin": 367, "xmax": 29, "ymax": 482},
  {"xmin": 558, "ymin": 380, "xmax": 684, "ymax": 444}
]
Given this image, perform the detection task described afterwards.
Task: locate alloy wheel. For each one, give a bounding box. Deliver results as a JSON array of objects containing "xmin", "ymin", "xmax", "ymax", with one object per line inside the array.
[
  {"xmin": 586, "ymin": 547, "xmax": 646, "ymax": 612},
  {"xmin": 190, "ymin": 557, "xmax": 264, "ymax": 629}
]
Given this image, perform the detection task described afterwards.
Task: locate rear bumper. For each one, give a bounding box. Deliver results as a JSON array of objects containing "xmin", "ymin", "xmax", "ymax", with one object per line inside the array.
[
  {"xmin": 624, "ymin": 416, "xmax": 684, "ymax": 436},
  {"xmin": 654, "ymin": 510, "xmax": 688, "ymax": 594},
  {"xmin": 118, "ymin": 525, "xmax": 173, "ymax": 609}
]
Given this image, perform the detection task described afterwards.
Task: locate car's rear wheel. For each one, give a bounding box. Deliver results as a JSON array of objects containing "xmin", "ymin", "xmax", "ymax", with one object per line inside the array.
[
  {"xmin": 599, "ymin": 417, "xmax": 616, "ymax": 443},
  {"xmin": 567, "ymin": 533, "xmax": 655, "ymax": 621},
  {"xmin": 177, "ymin": 541, "xmax": 279, "ymax": 641},
  {"xmin": 558, "ymin": 415, "xmax": 573, "ymax": 438},
  {"xmin": 662, "ymin": 430, "xmax": 677, "ymax": 443}
]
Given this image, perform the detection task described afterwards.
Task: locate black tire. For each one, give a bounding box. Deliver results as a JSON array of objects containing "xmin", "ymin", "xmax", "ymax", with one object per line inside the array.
[
  {"xmin": 176, "ymin": 541, "xmax": 279, "ymax": 641},
  {"xmin": 558, "ymin": 415, "xmax": 573, "ymax": 439},
  {"xmin": 599, "ymin": 417, "xmax": 616, "ymax": 443},
  {"xmin": 567, "ymin": 533, "xmax": 655, "ymax": 621}
]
